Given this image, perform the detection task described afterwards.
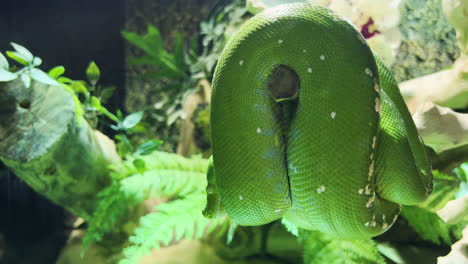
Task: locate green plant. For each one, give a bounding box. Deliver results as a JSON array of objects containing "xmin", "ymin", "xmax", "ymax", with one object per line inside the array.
[
  {"xmin": 0, "ymin": 42, "xmax": 59, "ymax": 87},
  {"xmin": 0, "ymin": 43, "xmax": 159, "ymax": 158},
  {"xmin": 82, "ymin": 151, "xmax": 229, "ymax": 263},
  {"xmin": 121, "ymin": 0, "xmax": 247, "ymax": 151}
]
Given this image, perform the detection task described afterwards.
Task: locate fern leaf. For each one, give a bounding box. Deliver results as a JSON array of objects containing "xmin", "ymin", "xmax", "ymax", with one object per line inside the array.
[
  {"xmin": 83, "ymin": 151, "xmax": 210, "ymax": 255},
  {"xmin": 300, "ymin": 230, "xmax": 385, "ymax": 264},
  {"xmin": 81, "ymin": 180, "xmax": 139, "ymax": 255},
  {"xmin": 400, "ymin": 206, "xmax": 464, "ymax": 245},
  {"xmin": 119, "ymin": 194, "xmax": 228, "ymax": 264},
  {"xmin": 121, "ymin": 169, "xmax": 206, "ymax": 200}
]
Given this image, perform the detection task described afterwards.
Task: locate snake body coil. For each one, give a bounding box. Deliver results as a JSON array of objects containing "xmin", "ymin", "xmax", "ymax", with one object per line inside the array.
[{"xmin": 205, "ymin": 3, "xmax": 432, "ymax": 239}]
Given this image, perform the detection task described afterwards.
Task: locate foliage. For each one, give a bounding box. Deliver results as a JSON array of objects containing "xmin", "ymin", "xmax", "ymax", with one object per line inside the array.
[
  {"xmin": 121, "ymin": 194, "xmax": 229, "ymax": 264},
  {"xmin": 82, "ymin": 151, "xmax": 229, "ymax": 264},
  {"xmin": 0, "ymin": 42, "xmax": 59, "ymax": 87},
  {"xmin": 401, "ymin": 206, "xmax": 464, "ymax": 245},
  {"xmin": 122, "ymin": 25, "xmax": 192, "ymax": 150},
  {"xmin": 299, "ymin": 230, "xmax": 386, "ymax": 264},
  {"xmin": 122, "ymin": 0, "xmax": 248, "ymax": 151},
  {"xmin": 195, "ymin": 0, "xmax": 248, "ymax": 80},
  {"xmin": 400, "ymin": 170, "xmax": 465, "ymax": 245}
]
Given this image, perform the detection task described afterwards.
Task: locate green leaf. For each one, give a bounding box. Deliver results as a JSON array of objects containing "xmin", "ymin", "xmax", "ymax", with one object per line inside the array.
[
  {"xmin": 48, "ymin": 66, "xmax": 65, "ymax": 79},
  {"xmin": 128, "ymin": 55, "xmax": 158, "ymax": 66},
  {"xmin": 6, "ymin": 51, "xmax": 29, "ymax": 66},
  {"xmin": 122, "ymin": 25, "xmax": 164, "ymax": 57},
  {"xmin": 32, "ymin": 57, "xmax": 42, "ymax": 67},
  {"xmin": 300, "ymin": 230, "xmax": 386, "ymax": 264},
  {"xmin": 226, "ymin": 223, "xmax": 238, "ymax": 245},
  {"xmin": 120, "ymin": 194, "xmax": 227, "ymax": 264},
  {"xmin": 29, "ymin": 68, "xmax": 59, "ymax": 86},
  {"xmin": 401, "ymin": 206, "xmax": 464, "ymax": 245},
  {"xmin": 0, "ymin": 52, "xmax": 9, "ymax": 70},
  {"xmin": 0, "ymin": 68, "xmax": 18, "ymax": 82},
  {"xmin": 57, "ymin": 76, "xmax": 74, "ymax": 84},
  {"xmin": 134, "ymin": 140, "xmax": 163, "ymax": 156},
  {"xmin": 281, "ymin": 218, "xmax": 299, "ymax": 237},
  {"xmin": 98, "ymin": 87, "xmax": 115, "ymax": 103},
  {"xmin": 86, "ymin": 61, "xmax": 100, "ymax": 84},
  {"xmin": 115, "ymin": 134, "xmax": 134, "ymax": 157},
  {"xmin": 20, "ymin": 73, "xmax": 31, "ymax": 88},
  {"xmin": 133, "ymin": 159, "xmax": 146, "ymax": 174},
  {"xmin": 116, "ymin": 109, "xmax": 124, "ymax": 121},
  {"xmin": 10, "ymin": 42, "xmax": 34, "ymax": 64},
  {"xmin": 90, "ymin": 96, "xmax": 102, "ymax": 109},
  {"xmin": 120, "ymin": 111, "xmax": 144, "ymax": 130},
  {"xmin": 71, "ymin": 81, "xmax": 89, "ymax": 94},
  {"xmin": 174, "ymin": 33, "xmax": 186, "ymax": 70}
]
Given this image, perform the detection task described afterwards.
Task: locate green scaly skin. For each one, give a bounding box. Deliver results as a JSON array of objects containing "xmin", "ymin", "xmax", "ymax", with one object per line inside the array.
[{"xmin": 204, "ymin": 4, "xmax": 432, "ymax": 239}]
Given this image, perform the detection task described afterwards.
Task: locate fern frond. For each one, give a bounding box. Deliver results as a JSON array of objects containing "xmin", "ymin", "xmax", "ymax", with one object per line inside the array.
[
  {"xmin": 400, "ymin": 206, "xmax": 464, "ymax": 245},
  {"xmin": 121, "ymin": 169, "xmax": 206, "ymax": 200},
  {"xmin": 83, "ymin": 151, "xmax": 211, "ymax": 256},
  {"xmin": 119, "ymin": 193, "xmax": 229, "ymax": 264},
  {"xmin": 281, "ymin": 218, "xmax": 299, "ymax": 237},
  {"xmin": 82, "ymin": 179, "xmax": 139, "ymax": 255},
  {"xmin": 299, "ymin": 230, "xmax": 385, "ymax": 264}
]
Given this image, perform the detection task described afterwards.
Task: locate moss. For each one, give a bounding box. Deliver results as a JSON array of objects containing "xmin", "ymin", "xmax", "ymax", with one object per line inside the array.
[{"xmin": 391, "ymin": 0, "xmax": 460, "ymax": 82}]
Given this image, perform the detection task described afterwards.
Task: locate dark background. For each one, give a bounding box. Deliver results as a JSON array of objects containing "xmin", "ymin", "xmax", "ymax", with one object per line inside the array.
[{"xmin": 0, "ymin": 0, "xmax": 126, "ymax": 111}]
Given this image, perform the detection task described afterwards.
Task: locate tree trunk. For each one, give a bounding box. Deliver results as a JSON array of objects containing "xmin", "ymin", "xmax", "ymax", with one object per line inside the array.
[{"xmin": 0, "ymin": 79, "xmax": 119, "ymax": 220}]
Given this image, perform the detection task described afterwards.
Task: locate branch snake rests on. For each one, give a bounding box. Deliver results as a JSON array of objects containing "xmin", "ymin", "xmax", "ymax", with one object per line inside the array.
[{"xmin": 203, "ymin": 3, "xmax": 432, "ymax": 239}]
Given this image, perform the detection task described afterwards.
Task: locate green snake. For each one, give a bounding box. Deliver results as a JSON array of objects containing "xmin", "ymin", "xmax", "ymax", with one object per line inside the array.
[{"xmin": 203, "ymin": 3, "xmax": 432, "ymax": 239}]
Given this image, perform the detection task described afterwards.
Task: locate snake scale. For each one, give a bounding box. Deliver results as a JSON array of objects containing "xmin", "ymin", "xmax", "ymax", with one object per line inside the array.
[{"xmin": 203, "ymin": 3, "xmax": 432, "ymax": 239}]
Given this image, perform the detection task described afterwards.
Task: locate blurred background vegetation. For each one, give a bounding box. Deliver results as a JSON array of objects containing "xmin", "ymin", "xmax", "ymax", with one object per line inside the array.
[{"xmin": 0, "ymin": 0, "xmax": 467, "ymax": 264}]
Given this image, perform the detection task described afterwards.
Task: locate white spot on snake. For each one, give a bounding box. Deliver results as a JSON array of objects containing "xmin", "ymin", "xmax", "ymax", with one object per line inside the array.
[
  {"xmin": 372, "ymin": 136, "xmax": 377, "ymax": 149},
  {"xmin": 365, "ymin": 68, "xmax": 373, "ymax": 77},
  {"xmin": 366, "ymin": 195, "xmax": 375, "ymax": 208},
  {"xmin": 371, "ymin": 221, "xmax": 377, "ymax": 227},
  {"xmin": 368, "ymin": 161, "xmax": 374, "ymax": 180},
  {"xmin": 364, "ymin": 221, "xmax": 370, "ymax": 227},
  {"xmin": 317, "ymin": 185, "xmax": 326, "ymax": 194},
  {"xmin": 239, "ymin": 60, "xmax": 244, "ymax": 66},
  {"xmin": 320, "ymin": 55, "xmax": 325, "ymax": 60},
  {"xmin": 372, "ymin": 214, "xmax": 376, "ymax": 221},
  {"xmin": 382, "ymin": 214, "xmax": 386, "ymax": 220},
  {"xmin": 358, "ymin": 188, "xmax": 364, "ymax": 195},
  {"xmin": 330, "ymin": 112, "xmax": 336, "ymax": 119},
  {"xmin": 256, "ymin": 127, "xmax": 262, "ymax": 134},
  {"xmin": 382, "ymin": 223, "xmax": 388, "ymax": 229},
  {"xmin": 278, "ymin": 39, "xmax": 283, "ymax": 44},
  {"xmin": 307, "ymin": 67, "xmax": 312, "ymax": 73},
  {"xmin": 365, "ymin": 184, "xmax": 371, "ymax": 195},
  {"xmin": 370, "ymin": 152, "xmax": 374, "ymax": 160},
  {"xmin": 275, "ymin": 209, "xmax": 282, "ymax": 213},
  {"xmin": 375, "ymin": 98, "xmax": 381, "ymax": 113},
  {"xmin": 374, "ymin": 82, "xmax": 381, "ymax": 94},
  {"xmin": 239, "ymin": 195, "xmax": 244, "ymax": 200}
]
